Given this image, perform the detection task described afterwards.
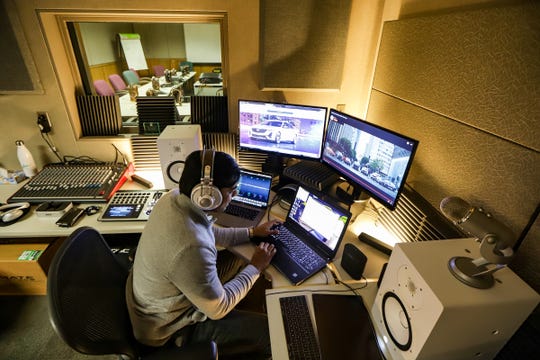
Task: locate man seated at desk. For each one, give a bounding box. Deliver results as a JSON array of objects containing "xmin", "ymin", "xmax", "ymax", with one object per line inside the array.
[{"xmin": 125, "ymin": 149, "xmax": 279, "ymax": 359}]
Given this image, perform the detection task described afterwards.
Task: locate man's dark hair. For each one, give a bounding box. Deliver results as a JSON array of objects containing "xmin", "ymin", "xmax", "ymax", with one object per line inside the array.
[{"xmin": 179, "ymin": 150, "xmax": 240, "ymax": 196}]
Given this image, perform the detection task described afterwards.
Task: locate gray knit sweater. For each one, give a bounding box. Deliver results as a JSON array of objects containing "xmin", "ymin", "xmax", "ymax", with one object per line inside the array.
[{"xmin": 125, "ymin": 189, "xmax": 260, "ymax": 346}]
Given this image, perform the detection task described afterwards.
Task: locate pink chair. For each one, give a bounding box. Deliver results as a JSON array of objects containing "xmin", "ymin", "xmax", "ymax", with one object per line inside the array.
[
  {"xmin": 108, "ymin": 74, "xmax": 128, "ymax": 93},
  {"xmin": 153, "ymin": 65, "xmax": 166, "ymax": 77},
  {"xmin": 93, "ymin": 80, "xmax": 115, "ymax": 96}
]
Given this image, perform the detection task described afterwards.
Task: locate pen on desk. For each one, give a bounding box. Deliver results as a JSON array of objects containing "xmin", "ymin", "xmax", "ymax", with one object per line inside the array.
[{"xmin": 131, "ymin": 174, "xmax": 153, "ymax": 188}]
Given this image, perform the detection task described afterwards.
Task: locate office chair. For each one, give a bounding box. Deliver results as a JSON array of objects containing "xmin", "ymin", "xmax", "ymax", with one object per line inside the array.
[
  {"xmin": 153, "ymin": 65, "xmax": 166, "ymax": 77},
  {"xmin": 93, "ymin": 79, "xmax": 115, "ymax": 96},
  {"xmin": 47, "ymin": 226, "xmax": 218, "ymax": 360},
  {"xmin": 123, "ymin": 69, "xmax": 150, "ymax": 86},
  {"xmin": 123, "ymin": 70, "xmax": 141, "ymax": 86},
  {"xmin": 180, "ymin": 61, "xmax": 193, "ymax": 72},
  {"xmin": 108, "ymin": 74, "xmax": 129, "ymax": 94},
  {"xmin": 129, "ymin": 68, "xmax": 151, "ymax": 84}
]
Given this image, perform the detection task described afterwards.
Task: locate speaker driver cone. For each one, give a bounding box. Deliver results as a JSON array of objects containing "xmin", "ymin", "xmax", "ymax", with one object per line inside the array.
[
  {"xmin": 382, "ymin": 291, "xmax": 412, "ymax": 351},
  {"xmin": 166, "ymin": 160, "xmax": 185, "ymax": 185}
]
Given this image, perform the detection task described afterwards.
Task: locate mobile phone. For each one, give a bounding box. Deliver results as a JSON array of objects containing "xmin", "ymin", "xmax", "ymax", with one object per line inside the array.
[{"xmin": 56, "ymin": 207, "xmax": 86, "ymax": 227}]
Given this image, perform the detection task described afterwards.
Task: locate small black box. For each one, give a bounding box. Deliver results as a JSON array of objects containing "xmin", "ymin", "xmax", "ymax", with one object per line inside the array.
[{"xmin": 340, "ymin": 243, "xmax": 367, "ymax": 280}]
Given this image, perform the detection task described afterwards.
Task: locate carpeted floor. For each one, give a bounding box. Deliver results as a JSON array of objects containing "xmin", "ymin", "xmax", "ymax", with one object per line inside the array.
[{"xmin": 0, "ymin": 295, "xmax": 117, "ymax": 360}]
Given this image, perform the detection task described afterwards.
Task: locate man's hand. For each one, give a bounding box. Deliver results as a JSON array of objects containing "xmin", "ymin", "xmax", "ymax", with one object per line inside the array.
[
  {"xmin": 252, "ymin": 220, "xmax": 281, "ymax": 238},
  {"xmin": 250, "ymin": 242, "xmax": 277, "ymax": 272}
]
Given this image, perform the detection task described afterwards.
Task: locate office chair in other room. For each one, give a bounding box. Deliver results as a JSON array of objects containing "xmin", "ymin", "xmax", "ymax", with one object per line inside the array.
[
  {"xmin": 153, "ymin": 65, "xmax": 166, "ymax": 77},
  {"xmin": 124, "ymin": 69, "xmax": 150, "ymax": 86},
  {"xmin": 47, "ymin": 226, "xmax": 218, "ymax": 360},
  {"xmin": 131, "ymin": 68, "xmax": 152, "ymax": 84},
  {"xmin": 108, "ymin": 74, "xmax": 129, "ymax": 94},
  {"xmin": 179, "ymin": 61, "xmax": 194, "ymax": 72},
  {"xmin": 93, "ymin": 79, "xmax": 115, "ymax": 96}
]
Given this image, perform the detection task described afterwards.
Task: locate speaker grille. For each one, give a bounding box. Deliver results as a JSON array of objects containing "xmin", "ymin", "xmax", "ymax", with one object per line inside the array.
[
  {"xmin": 190, "ymin": 96, "xmax": 228, "ymax": 132},
  {"xmin": 238, "ymin": 150, "xmax": 272, "ymax": 172},
  {"xmin": 136, "ymin": 96, "xmax": 177, "ymax": 135},
  {"xmin": 132, "ymin": 132, "xmax": 245, "ymax": 172},
  {"xmin": 130, "ymin": 136, "xmax": 160, "ymax": 171},
  {"xmin": 375, "ymin": 184, "xmax": 464, "ymax": 244},
  {"xmin": 202, "ymin": 132, "xmax": 238, "ymax": 160},
  {"xmin": 76, "ymin": 95, "xmax": 122, "ymax": 136}
]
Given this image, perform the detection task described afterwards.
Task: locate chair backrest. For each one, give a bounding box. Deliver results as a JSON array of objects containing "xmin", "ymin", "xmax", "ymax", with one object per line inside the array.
[
  {"xmin": 129, "ymin": 68, "xmax": 141, "ymax": 80},
  {"xmin": 108, "ymin": 74, "xmax": 128, "ymax": 91},
  {"xmin": 93, "ymin": 79, "xmax": 115, "ymax": 96},
  {"xmin": 47, "ymin": 226, "xmax": 139, "ymax": 359},
  {"xmin": 180, "ymin": 61, "xmax": 193, "ymax": 71},
  {"xmin": 123, "ymin": 70, "xmax": 140, "ymax": 86},
  {"xmin": 153, "ymin": 65, "xmax": 166, "ymax": 77}
]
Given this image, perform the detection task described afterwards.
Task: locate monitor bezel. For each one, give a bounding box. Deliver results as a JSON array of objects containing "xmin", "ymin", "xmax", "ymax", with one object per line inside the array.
[
  {"xmin": 321, "ymin": 108, "xmax": 419, "ymax": 210},
  {"xmin": 238, "ymin": 99, "xmax": 328, "ymax": 161}
]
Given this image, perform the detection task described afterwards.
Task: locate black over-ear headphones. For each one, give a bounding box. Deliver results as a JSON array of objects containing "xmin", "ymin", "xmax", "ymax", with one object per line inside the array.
[
  {"xmin": 0, "ymin": 202, "xmax": 31, "ymax": 226},
  {"xmin": 191, "ymin": 149, "xmax": 223, "ymax": 211}
]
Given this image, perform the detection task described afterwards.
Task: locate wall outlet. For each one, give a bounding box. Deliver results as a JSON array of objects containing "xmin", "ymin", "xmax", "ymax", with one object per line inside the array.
[{"xmin": 37, "ymin": 112, "xmax": 52, "ymax": 133}]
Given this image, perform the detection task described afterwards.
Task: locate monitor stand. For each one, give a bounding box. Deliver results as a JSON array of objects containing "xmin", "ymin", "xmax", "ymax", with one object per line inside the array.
[
  {"xmin": 262, "ymin": 154, "xmax": 288, "ymax": 179},
  {"xmin": 335, "ymin": 181, "xmax": 363, "ymax": 204}
]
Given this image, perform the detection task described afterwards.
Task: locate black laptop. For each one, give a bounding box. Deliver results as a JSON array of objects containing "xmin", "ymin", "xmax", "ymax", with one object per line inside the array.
[
  {"xmin": 254, "ymin": 185, "xmax": 351, "ymax": 285},
  {"xmin": 215, "ymin": 169, "xmax": 273, "ymax": 228}
]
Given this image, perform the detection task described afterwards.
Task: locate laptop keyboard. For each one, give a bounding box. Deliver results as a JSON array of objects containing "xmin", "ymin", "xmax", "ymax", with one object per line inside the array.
[
  {"xmin": 280, "ymin": 295, "xmax": 321, "ymax": 360},
  {"xmin": 224, "ymin": 203, "xmax": 259, "ymax": 220},
  {"xmin": 274, "ymin": 227, "xmax": 325, "ymax": 272}
]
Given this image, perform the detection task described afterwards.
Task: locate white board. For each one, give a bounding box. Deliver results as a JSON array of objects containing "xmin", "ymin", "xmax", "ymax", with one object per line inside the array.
[
  {"xmin": 183, "ymin": 24, "xmax": 222, "ymax": 63},
  {"xmin": 118, "ymin": 33, "xmax": 148, "ymax": 70}
]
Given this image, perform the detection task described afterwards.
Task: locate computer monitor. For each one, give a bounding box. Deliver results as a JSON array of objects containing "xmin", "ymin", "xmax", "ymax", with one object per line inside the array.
[
  {"xmin": 238, "ymin": 100, "xmax": 328, "ymax": 160},
  {"xmin": 321, "ymin": 109, "xmax": 419, "ymax": 210}
]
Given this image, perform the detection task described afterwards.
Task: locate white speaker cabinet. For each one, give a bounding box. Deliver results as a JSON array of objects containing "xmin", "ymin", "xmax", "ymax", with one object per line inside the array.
[
  {"xmin": 371, "ymin": 238, "xmax": 539, "ymax": 360},
  {"xmin": 157, "ymin": 125, "xmax": 203, "ymax": 190}
]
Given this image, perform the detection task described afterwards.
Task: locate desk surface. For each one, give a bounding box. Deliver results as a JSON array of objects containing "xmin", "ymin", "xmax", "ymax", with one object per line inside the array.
[
  {"xmin": 265, "ymin": 281, "xmax": 380, "ymax": 360},
  {"xmin": 119, "ymin": 72, "xmax": 196, "ymax": 118},
  {"xmin": 1, "ymin": 170, "xmax": 389, "ymax": 288}
]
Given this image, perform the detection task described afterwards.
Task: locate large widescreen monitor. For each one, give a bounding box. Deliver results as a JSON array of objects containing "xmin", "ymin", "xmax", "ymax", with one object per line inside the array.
[
  {"xmin": 238, "ymin": 100, "xmax": 328, "ymax": 160},
  {"xmin": 322, "ymin": 109, "xmax": 419, "ymax": 210}
]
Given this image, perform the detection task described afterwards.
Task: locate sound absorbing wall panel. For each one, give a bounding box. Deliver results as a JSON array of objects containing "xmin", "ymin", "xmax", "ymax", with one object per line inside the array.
[
  {"xmin": 0, "ymin": 0, "xmax": 42, "ymax": 93},
  {"xmin": 260, "ymin": 0, "xmax": 351, "ymax": 89},
  {"xmin": 367, "ymin": 2, "xmax": 540, "ymax": 299}
]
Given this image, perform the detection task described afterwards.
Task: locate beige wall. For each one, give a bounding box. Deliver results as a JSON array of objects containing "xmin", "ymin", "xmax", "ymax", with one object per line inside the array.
[{"xmin": 0, "ymin": 0, "xmax": 385, "ymax": 170}]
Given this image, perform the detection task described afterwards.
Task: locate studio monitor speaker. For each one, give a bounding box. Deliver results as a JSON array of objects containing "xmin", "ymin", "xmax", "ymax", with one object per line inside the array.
[
  {"xmin": 371, "ymin": 238, "xmax": 539, "ymax": 360},
  {"xmin": 157, "ymin": 125, "xmax": 203, "ymax": 190}
]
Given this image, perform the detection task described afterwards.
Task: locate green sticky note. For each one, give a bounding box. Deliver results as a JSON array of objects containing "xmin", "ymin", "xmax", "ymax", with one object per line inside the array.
[{"xmin": 18, "ymin": 250, "xmax": 43, "ymax": 261}]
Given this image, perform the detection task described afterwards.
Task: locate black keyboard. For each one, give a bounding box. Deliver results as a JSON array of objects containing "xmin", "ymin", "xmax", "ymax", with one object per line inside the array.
[
  {"xmin": 224, "ymin": 204, "xmax": 259, "ymax": 220},
  {"xmin": 273, "ymin": 227, "xmax": 325, "ymax": 272},
  {"xmin": 279, "ymin": 295, "xmax": 321, "ymax": 360}
]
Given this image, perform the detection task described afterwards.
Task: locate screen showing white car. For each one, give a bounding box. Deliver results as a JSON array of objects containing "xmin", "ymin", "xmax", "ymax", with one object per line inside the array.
[{"xmin": 239, "ymin": 100, "xmax": 328, "ymax": 160}]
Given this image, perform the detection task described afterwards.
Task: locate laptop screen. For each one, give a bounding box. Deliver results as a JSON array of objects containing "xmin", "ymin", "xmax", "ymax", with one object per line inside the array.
[
  {"xmin": 288, "ymin": 186, "xmax": 351, "ymax": 252},
  {"xmin": 232, "ymin": 169, "xmax": 273, "ymax": 207}
]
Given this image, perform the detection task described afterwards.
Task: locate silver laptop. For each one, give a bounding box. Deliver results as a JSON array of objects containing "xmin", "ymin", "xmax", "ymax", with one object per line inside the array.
[
  {"xmin": 215, "ymin": 169, "xmax": 273, "ymax": 228},
  {"xmin": 253, "ymin": 185, "xmax": 351, "ymax": 285}
]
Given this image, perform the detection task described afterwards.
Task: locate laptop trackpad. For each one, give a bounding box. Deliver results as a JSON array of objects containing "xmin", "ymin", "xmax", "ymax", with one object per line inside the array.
[{"xmin": 312, "ymin": 294, "xmax": 383, "ymax": 359}]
